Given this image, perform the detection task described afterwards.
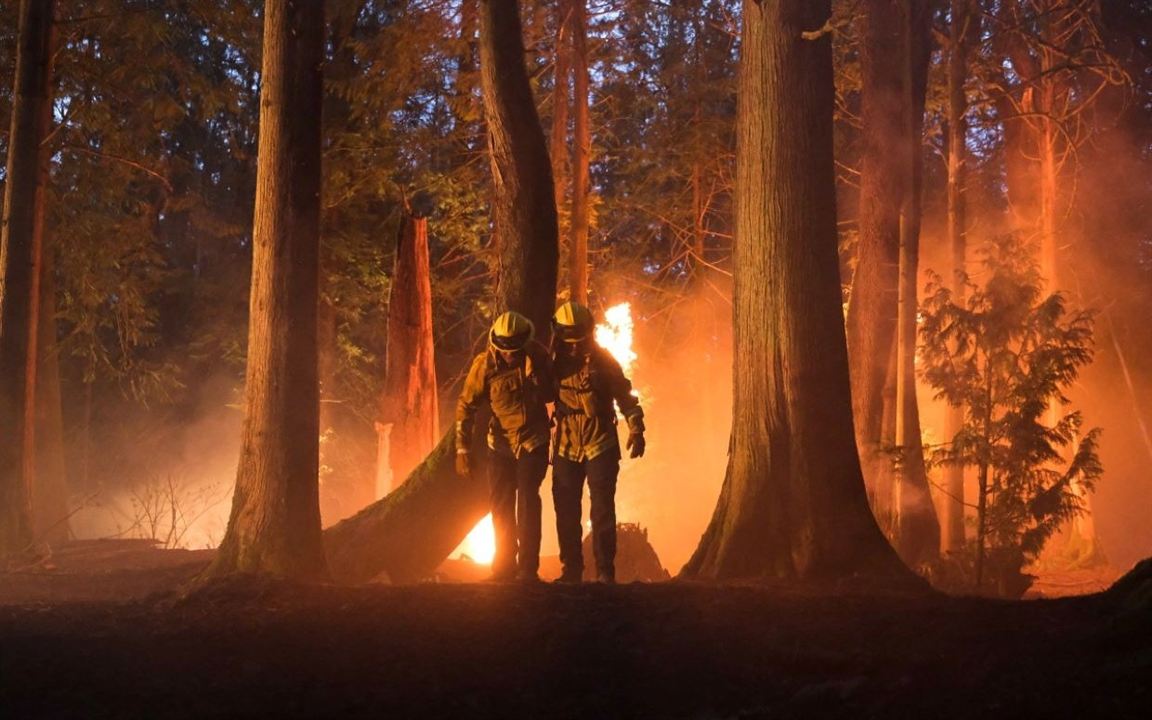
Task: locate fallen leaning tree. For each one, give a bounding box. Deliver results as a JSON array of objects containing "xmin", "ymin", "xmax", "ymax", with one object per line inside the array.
[{"xmin": 325, "ymin": 433, "xmax": 487, "ymax": 583}]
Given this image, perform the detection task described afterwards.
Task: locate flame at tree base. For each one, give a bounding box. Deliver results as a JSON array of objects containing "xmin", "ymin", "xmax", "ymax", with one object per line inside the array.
[{"xmin": 453, "ymin": 514, "xmax": 496, "ymax": 565}]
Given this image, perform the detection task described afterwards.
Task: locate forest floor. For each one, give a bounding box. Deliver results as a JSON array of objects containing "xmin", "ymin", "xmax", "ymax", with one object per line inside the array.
[{"xmin": 1, "ymin": 540, "xmax": 1149, "ymax": 719}]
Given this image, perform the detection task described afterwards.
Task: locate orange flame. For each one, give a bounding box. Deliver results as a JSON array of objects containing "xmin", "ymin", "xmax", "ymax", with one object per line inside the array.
[
  {"xmin": 596, "ymin": 302, "xmax": 638, "ymax": 377},
  {"xmin": 454, "ymin": 513, "xmax": 496, "ymax": 565}
]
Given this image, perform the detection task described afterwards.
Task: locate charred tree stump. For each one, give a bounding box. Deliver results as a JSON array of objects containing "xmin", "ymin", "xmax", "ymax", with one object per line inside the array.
[{"xmin": 376, "ymin": 211, "xmax": 439, "ymax": 497}]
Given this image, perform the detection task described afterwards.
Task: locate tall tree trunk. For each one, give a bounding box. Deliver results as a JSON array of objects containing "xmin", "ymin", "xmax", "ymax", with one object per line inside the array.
[
  {"xmin": 943, "ymin": 0, "xmax": 975, "ymax": 554},
  {"xmin": 550, "ymin": 0, "xmax": 570, "ymax": 229},
  {"xmin": 845, "ymin": 0, "xmax": 937, "ymax": 565},
  {"xmin": 207, "ymin": 0, "xmax": 328, "ymax": 580},
  {"xmin": 317, "ymin": 247, "xmax": 337, "ymax": 484},
  {"xmin": 376, "ymin": 210, "xmax": 439, "ymax": 497},
  {"xmin": 568, "ymin": 0, "xmax": 591, "ymax": 304},
  {"xmin": 846, "ymin": 0, "xmax": 909, "ymax": 515},
  {"xmin": 892, "ymin": 0, "xmax": 939, "ymax": 566},
  {"xmin": 0, "ymin": 0, "xmax": 55, "ymax": 559},
  {"xmin": 484, "ymin": 0, "xmax": 560, "ymax": 332},
  {"xmin": 324, "ymin": 0, "xmax": 558, "ymax": 584},
  {"xmin": 32, "ymin": 228, "xmax": 69, "ymax": 546},
  {"xmin": 680, "ymin": 0, "xmax": 914, "ymax": 583}
]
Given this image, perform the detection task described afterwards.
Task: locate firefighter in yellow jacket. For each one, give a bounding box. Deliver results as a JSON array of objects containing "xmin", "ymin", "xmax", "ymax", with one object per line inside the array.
[
  {"xmin": 550, "ymin": 301, "xmax": 645, "ymax": 584},
  {"xmin": 456, "ymin": 311, "xmax": 555, "ymax": 582}
]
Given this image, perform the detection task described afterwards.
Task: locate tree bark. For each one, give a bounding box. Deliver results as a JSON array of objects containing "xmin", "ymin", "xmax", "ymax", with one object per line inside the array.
[
  {"xmin": 568, "ymin": 0, "xmax": 591, "ymax": 304},
  {"xmin": 680, "ymin": 0, "xmax": 914, "ymax": 584},
  {"xmin": 377, "ymin": 211, "xmax": 439, "ymax": 496},
  {"xmin": 0, "ymin": 0, "xmax": 55, "ymax": 559},
  {"xmin": 324, "ymin": 0, "xmax": 558, "ymax": 584},
  {"xmin": 207, "ymin": 0, "xmax": 328, "ymax": 580},
  {"xmin": 484, "ymin": 0, "xmax": 560, "ymax": 333}
]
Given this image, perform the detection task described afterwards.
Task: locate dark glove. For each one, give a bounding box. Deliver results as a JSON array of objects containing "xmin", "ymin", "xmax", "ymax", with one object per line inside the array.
[
  {"xmin": 626, "ymin": 432, "xmax": 646, "ymax": 459},
  {"xmin": 455, "ymin": 451, "xmax": 472, "ymax": 478}
]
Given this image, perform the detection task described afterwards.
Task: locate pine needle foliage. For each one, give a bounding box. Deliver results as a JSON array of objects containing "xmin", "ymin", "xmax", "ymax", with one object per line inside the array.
[{"xmin": 919, "ymin": 233, "xmax": 1102, "ymax": 595}]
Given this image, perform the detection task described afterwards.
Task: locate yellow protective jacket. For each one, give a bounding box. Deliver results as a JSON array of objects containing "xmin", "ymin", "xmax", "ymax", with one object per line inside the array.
[
  {"xmin": 456, "ymin": 340, "xmax": 555, "ymax": 458},
  {"xmin": 552, "ymin": 345, "xmax": 644, "ymax": 462}
]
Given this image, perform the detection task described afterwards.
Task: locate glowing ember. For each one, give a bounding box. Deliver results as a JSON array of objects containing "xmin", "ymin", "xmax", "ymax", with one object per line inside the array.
[
  {"xmin": 596, "ymin": 302, "xmax": 638, "ymax": 377},
  {"xmin": 454, "ymin": 513, "xmax": 496, "ymax": 565}
]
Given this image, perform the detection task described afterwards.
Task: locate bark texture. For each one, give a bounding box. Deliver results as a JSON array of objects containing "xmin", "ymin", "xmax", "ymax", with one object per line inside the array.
[
  {"xmin": 844, "ymin": 0, "xmax": 938, "ymax": 566},
  {"xmin": 681, "ymin": 0, "xmax": 913, "ymax": 583},
  {"xmin": 207, "ymin": 0, "xmax": 328, "ymax": 579},
  {"xmin": 377, "ymin": 212, "xmax": 439, "ymax": 495},
  {"xmin": 483, "ymin": 0, "xmax": 560, "ymax": 333},
  {"xmin": 324, "ymin": 0, "xmax": 558, "ymax": 584},
  {"xmin": 0, "ymin": 0, "xmax": 55, "ymax": 559}
]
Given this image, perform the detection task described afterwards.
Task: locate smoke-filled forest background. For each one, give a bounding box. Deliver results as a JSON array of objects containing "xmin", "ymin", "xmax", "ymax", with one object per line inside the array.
[{"xmin": 1, "ymin": 0, "xmax": 1150, "ymax": 575}]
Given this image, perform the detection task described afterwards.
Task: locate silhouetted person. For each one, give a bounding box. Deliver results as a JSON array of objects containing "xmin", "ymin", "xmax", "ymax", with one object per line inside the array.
[
  {"xmin": 456, "ymin": 311, "xmax": 555, "ymax": 582},
  {"xmin": 550, "ymin": 302, "xmax": 646, "ymax": 584}
]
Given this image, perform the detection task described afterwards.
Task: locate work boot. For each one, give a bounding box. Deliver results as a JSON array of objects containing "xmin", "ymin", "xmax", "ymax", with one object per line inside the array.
[
  {"xmin": 553, "ymin": 568, "xmax": 583, "ymax": 584},
  {"xmin": 516, "ymin": 569, "xmax": 541, "ymax": 584}
]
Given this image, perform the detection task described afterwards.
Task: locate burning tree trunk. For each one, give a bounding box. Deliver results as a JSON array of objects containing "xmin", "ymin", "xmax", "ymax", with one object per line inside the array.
[
  {"xmin": 568, "ymin": 0, "xmax": 591, "ymax": 304},
  {"xmin": 0, "ymin": 0, "xmax": 55, "ymax": 560},
  {"xmin": 680, "ymin": 0, "xmax": 914, "ymax": 583},
  {"xmin": 206, "ymin": 0, "xmax": 328, "ymax": 580},
  {"xmin": 324, "ymin": 0, "xmax": 558, "ymax": 584},
  {"xmin": 942, "ymin": 0, "xmax": 976, "ymax": 554},
  {"xmin": 844, "ymin": 0, "xmax": 938, "ymax": 566},
  {"xmin": 376, "ymin": 210, "xmax": 439, "ymax": 497}
]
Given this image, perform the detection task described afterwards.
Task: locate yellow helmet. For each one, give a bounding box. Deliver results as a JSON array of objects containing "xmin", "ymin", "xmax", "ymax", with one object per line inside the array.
[
  {"xmin": 552, "ymin": 301, "xmax": 594, "ymax": 343},
  {"xmin": 489, "ymin": 311, "xmax": 534, "ymax": 351}
]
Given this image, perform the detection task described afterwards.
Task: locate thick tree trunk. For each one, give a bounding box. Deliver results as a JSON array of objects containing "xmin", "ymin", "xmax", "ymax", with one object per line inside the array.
[
  {"xmin": 483, "ymin": 0, "xmax": 560, "ymax": 333},
  {"xmin": 568, "ymin": 0, "xmax": 591, "ymax": 304},
  {"xmin": 207, "ymin": 0, "xmax": 328, "ymax": 580},
  {"xmin": 324, "ymin": 0, "xmax": 558, "ymax": 584},
  {"xmin": 845, "ymin": 0, "xmax": 937, "ymax": 565},
  {"xmin": 377, "ymin": 212, "xmax": 439, "ymax": 496},
  {"xmin": 943, "ymin": 0, "xmax": 975, "ymax": 554},
  {"xmin": 680, "ymin": 0, "xmax": 914, "ymax": 583},
  {"xmin": 0, "ymin": 0, "xmax": 55, "ymax": 559}
]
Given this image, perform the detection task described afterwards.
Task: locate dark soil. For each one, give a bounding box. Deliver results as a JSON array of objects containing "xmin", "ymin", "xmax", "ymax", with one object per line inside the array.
[{"xmin": 1, "ymin": 544, "xmax": 1149, "ymax": 719}]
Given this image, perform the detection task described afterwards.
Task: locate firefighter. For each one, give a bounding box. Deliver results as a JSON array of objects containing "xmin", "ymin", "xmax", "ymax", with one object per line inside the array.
[
  {"xmin": 550, "ymin": 301, "xmax": 645, "ymax": 584},
  {"xmin": 456, "ymin": 311, "xmax": 555, "ymax": 582}
]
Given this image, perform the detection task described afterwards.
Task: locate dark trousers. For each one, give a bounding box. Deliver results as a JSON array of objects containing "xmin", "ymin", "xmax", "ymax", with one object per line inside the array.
[
  {"xmin": 489, "ymin": 446, "xmax": 548, "ymax": 576},
  {"xmin": 552, "ymin": 448, "xmax": 621, "ymax": 577}
]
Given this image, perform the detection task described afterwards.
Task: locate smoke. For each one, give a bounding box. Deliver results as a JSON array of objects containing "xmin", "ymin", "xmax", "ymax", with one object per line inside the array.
[
  {"xmin": 595, "ymin": 283, "xmax": 733, "ymax": 573},
  {"xmin": 68, "ymin": 374, "xmax": 241, "ymax": 550}
]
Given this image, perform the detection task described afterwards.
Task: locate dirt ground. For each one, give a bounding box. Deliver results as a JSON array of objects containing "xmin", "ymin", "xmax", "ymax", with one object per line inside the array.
[{"xmin": 1, "ymin": 542, "xmax": 1149, "ymax": 719}]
